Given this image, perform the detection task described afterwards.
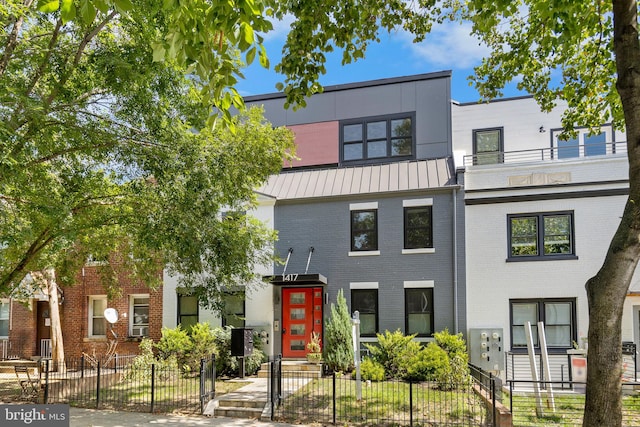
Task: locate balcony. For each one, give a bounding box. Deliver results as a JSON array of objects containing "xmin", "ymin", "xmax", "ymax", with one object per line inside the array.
[{"xmin": 463, "ymin": 141, "xmax": 627, "ymax": 168}]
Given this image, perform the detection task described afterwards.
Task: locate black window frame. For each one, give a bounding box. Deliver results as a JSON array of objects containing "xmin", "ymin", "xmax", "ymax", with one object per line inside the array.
[
  {"xmin": 404, "ymin": 206, "xmax": 433, "ymax": 249},
  {"xmin": 405, "ymin": 288, "xmax": 434, "ymax": 337},
  {"xmin": 351, "ymin": 209, "xmax": 378, "ymax": 252},
  {"xmin": 340, "ymin": 113, "xmax": 416, "ymax": 165},
  {"xmin": 222, "ymin": 292, "xmax": 246, "ymax": 328},
  {"xmin": 177, "ymin": 294, "xmax": 199, "ymax": 329},
  {"xmin": 351, "ymin": 289, "xmax": 379, "ymax": 337},
  {"xmin": 472, "ymin": 127, "xmax": 504, "ymax": 165},
  {"xmin": 509, "ymin": 298, "xmax": 577, "ymax": 352},
  {"xmin": 507, "ymin": 211, "xmax": 576, "ymax": 261}
]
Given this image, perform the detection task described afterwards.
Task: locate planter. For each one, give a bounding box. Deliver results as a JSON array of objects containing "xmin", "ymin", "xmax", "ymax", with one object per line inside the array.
[{"xmin": 306, "ymin": 353, "xmax": 322, "ymax": 363}]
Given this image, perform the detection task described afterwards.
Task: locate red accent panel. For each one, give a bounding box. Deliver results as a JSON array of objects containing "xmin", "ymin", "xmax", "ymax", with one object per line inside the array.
[{"xmin": 285, "ymin": 122, "xmax": 339, "ymax": 168}]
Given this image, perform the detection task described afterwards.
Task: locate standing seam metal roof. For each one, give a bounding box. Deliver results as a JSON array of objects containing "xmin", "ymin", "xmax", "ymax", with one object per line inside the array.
[{"xmin": 259, "ymin": 157, "xmax": 456, "ymax": 200}]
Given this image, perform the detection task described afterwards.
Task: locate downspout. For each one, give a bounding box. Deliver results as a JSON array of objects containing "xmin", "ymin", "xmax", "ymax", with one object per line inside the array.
[{"xmin": 452, "ymin": 185, "xmax": 459, "ymax": 334}]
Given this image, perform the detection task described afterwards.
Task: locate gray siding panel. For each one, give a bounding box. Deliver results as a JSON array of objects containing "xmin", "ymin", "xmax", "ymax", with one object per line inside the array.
[{"xmin": 273, "ymin": 191, "xmax": 460, "ymax": 336}]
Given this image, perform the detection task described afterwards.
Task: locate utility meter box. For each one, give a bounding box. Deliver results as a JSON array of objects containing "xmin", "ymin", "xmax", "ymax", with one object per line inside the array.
[{"xmin": 469, "ymin": 328, "xmax": 504, "ymax": 372}]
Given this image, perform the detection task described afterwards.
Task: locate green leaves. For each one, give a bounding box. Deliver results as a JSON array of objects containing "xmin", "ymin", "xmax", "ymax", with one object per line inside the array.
[{"xmin": 37, "ymin": 0, "xmax": 59, "ymax": 13}]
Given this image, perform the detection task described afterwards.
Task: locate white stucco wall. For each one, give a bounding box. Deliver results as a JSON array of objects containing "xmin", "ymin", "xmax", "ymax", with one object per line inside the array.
[{"xmin": 162, "ymin": 194, "xmax": 276, "ymax": 355}]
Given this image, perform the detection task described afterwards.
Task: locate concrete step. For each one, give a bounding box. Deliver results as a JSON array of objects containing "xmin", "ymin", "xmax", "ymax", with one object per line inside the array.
[
  {"xmin": 257, "ymin": 369, "xmax": 322, "ymax": 379},
  {"xmin": 216, "ymin": 393, "xmax": 267, "ymax": 409},
  {"xmin": 214, "ymin": 406, "xmax": 265, "ymax": 419},
  {"xmin": 259, "ymin": 361, "xmax": 323, "ymax": 372}
]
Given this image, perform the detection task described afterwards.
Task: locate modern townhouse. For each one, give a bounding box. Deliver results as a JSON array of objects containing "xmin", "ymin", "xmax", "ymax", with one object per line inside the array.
[
  {"xmin": 453, "ymin": 96, "xmax": 637, "ymax": 380},
  {"xmin": 243, "ymin": 72, "xmax": 467, "ymax": 358}
]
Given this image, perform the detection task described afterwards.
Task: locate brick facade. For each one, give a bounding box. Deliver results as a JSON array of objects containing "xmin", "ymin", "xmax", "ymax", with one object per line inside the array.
[{"xmin": 4, "ymin": 261, "xmax": 162, "ymax": 360}]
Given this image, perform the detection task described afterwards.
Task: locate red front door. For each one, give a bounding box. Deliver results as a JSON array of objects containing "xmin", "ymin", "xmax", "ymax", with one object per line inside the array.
[{"xmin": 282, "ymin": 287, "xmax": 323, "ymax": 358}]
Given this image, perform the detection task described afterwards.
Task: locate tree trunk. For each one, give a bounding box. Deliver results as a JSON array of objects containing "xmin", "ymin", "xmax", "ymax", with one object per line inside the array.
[
  {"xmin": 45, "ymin": 270, "xmax": 65, "ymax": 374},
  {"xmin": 583, "ymin": 1, "xmax": 640, "ymax": 426}
]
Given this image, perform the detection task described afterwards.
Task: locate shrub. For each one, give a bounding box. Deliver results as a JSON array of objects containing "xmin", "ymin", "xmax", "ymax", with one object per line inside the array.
[
  {"xmin": 358, "ymin": 357, "xmax": 385, "ymax": 381},
  {"xmin": 366, "ymin": 329, "xmax": 422, "ymax": 379},
  {"xmin": 156, "ymin": 325, "xmax": 193, "ymax": 366},
  {"xmin": 323, "ymin": 290, "xmax": 354, "ymax": 373},
  {"xmin": 403, "ymin": 342, "xmax": 449, "ymax": 382},
  {"xmin": 211, "ymin": 326, "xmax": 265, "ymax": 377},
  {"xmin": 433, "ymin": 329, "xmax": 470, "ymax": 389},
  {"xmin": 125, "ymin": 337, "xmax": 179, "ymax": 381}
]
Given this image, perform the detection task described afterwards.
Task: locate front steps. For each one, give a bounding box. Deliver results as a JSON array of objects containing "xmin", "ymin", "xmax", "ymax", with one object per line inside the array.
[
  {"xmin": 209, "ymin": 361, "xmax": 322, "ymax": 420},
  {"xmin": 257, "ymin": 360, "xmax": 323, "ymax": 379}
]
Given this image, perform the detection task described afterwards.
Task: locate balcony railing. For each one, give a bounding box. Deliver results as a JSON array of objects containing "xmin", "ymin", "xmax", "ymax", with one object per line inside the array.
[{"xmin": 463, "ymin": 141, "xmax": 627, "ymax": 167}]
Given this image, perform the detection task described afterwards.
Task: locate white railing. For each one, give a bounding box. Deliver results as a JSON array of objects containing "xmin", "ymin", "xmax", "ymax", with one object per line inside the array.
[
  {"xmin": 464, "ymin": 141, "xmax": 627, "ymax": 167},
  {"xmin": 40, "ymin": 339, "xmax": 52, "ymax": 358}
]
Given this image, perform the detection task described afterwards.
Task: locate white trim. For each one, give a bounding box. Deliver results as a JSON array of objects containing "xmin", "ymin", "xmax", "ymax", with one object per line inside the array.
[
  {"xmin": 402, "ymin": 248, "xmax": 436, "ymax": 255},
  {"xmin": 403, "ymin": 280, "xmax": 435, "ymax": 288},
  {"xmin": 403, "ymin": 198, "xmax": 433, "ymax": 207},
  {"xmin": 0, "ymin": 299, "xmax": 9, "ymax": 338},
  {"xmin": 350, "ymin": 282, "xmax": 379, "ymax": 289},
  {"xmin": 348, "ymin": 250, "xmax": 381, "ymax": 257},
  {"xmin": 129, "ymin": 294, "xmax": 150, "ymax": 337},
  {"xmin": 350, "ymin": 201, "xmax": 378, "ymax": 211},
  {"xmin": 88, "ymin": 295, "xmax": 108, "ymax": 337}
]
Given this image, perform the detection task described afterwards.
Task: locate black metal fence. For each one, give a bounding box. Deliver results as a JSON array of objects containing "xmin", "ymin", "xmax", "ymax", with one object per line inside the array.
[
  {"xmin": 36, "ymin": 354, "xmax": 216, "ymax": 414},
  {"xmin": 508, "ymin": 380, "xmax": 640, "ymax": 426},
  {"xmin": 267, "ymin": 360, "xmax": 500, "ymax": 427}
]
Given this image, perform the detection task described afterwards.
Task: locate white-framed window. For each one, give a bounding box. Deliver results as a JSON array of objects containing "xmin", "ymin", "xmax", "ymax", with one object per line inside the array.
[
  {"xmin": 349, "ymin": 202, "xmax": 380, "ymax": 256},
  {"xmin": 402, "ymin": 198, "xmax": 435, "ymax": 254},
  {"xmin": 130, "ymin": 295, "xmax": 150, "ymax": 337},
  {"xmin": 350, "ymin": 282, "xmax": 379, "ymax": 337},
  {"xmin": 0, "ymin": 299, "xmax": 9, "ymax": 337},
  {"xmin": 88, "ymin": 296, "xmax": 107, "ymax": 337}
]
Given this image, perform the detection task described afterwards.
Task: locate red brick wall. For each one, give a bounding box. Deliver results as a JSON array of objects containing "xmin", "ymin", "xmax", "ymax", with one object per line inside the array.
[
  {"xmin": 5, "ymin": 261, "xmax": 163, "ymax": 361},
  {"xmin": 9, "ymin": 300, "xmax": 37, "ymax": 358},
  {"xmin": 61, "ymin": 263, "xmax": 163, "ymax": 359}
]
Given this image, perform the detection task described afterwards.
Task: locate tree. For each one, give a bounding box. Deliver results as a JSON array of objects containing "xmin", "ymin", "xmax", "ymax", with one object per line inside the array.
[
  {"xmin": 0, "ymin": 1, "xmax": 295, "ymax": 305},
  {"xmin": 323, "ymin": 289, "xmax": 354, "ymax": 373}
]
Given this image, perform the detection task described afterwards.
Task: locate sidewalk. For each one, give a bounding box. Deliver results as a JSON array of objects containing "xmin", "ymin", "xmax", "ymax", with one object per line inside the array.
[{"xmin": 69, "ymin": 407, "xmax": 309, "ymax": 427}]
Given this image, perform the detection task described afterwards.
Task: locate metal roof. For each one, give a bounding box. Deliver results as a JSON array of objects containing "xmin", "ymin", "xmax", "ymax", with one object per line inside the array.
[{"xmin": 259, "ymin": 158, "xmax": 456, "ymax": 201}]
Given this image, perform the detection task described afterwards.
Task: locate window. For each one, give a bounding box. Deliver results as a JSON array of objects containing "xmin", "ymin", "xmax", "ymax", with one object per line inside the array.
[
  {"xmin": 178, "ymin": 294, "xmax": 199, "ymax": 329},
  {"xmin": 473, "ymin": 128, "xmax": 503, "ymax": 165},
  {"xmin": 510, "ymin": 299, "xmax": 576, "ymax": 350},
  {"xmin": 351, "ymin": 209, "xmax": 378, "ymax": 252},
  {"xmin": 130, "ymin": 295, "xmax": 149, "ymax": 337},
  {"xmin": 222, "ymin": 293, "xmax": 245, "ymax": 328},
  {"xmin": 351, "ymin": 289, "xmax": 378, "ymax": 337},
  {"xmin": 0, "ymin": 300, "xmax": 9, "ymax": 337},
  {"xmin": 405, "ymin": 288, "xmax": 434, "ymax": 337},
  {"xmin": 404, "ymin": 206, "xmax": 433, "ymax": 250},
  {"xmin": 508, "ymin": 211, "xmax": 575, "ymax": 260},
  {"xmin": 553, "ymin": 126, "xmax": 613, "ymax": 159},
  {"xmin": 88, "ymin": 296, "xmax": 107, "ymax": 337},
  {"xmin": 341, "ymin": 114, "xmax": 414, "ymax": 163}
]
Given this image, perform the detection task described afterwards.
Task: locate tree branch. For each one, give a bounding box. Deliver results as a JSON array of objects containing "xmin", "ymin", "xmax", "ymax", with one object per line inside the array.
[
  {"xmin": 25, "ymin": 19, "xmax": 63, "ymax": 97},
  {"xmin": 0, "ymin": 0, "xmax": 35, "ymax": 78}
]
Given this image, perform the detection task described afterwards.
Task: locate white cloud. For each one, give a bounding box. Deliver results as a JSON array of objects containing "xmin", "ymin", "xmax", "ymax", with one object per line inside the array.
[
  {"xmin": 260, "ymin": 14, "xmax": 295, "ymax": 42},
  {"xmin": 400, "ymin": 21, "xmax": 490, "ymax": 69}
]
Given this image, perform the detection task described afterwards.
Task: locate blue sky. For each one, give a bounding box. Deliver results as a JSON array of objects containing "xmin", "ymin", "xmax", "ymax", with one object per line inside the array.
[{"xmin": 235, "ymin": 18, "xmax": 528, "ymax": 103}]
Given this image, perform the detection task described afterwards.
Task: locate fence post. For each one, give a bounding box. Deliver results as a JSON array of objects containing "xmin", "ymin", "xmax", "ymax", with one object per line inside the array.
[
  {"xmin": 114, "ymin": 354, "xmax": 118, "ymax": 374},
  {"xmin": 491, "ymin": 373, "xmax": 496, "ymax": 427},
  {"xmin": 80, "ymin": 354, "xmax": 85, "ymax": 379},
  {"xmin": 150, "ymin": 363, "xmax": 156, "ymax": 413},
  {"xmin": 199, "ymin": 358, "xmax": 205, "ymax": 414},
  {"xmin": 96, "ymin": 361, "xmax": 101, "ymax": 409},
  {"xmin": 211, "ymin": 354, "xmax": 216, "ymax": 399},
  {"xmin": 43, "ymin": 359, "xmax": 49, "ymax": 404},
  {"xmin": 270, "ymin": 358, "xmax": 275, "ymax": 421},
  {"xmin": 409, "ymin": 381, "xmax": 413, "ymax": 427},
  {"xmin": 332, "ymin": 371, "xmax": 336, "ymax": 425}
]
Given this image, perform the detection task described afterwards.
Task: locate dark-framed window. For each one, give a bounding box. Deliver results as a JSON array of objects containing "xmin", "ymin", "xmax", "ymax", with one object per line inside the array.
[
  {"xmin": 404, "ymin": 206, "xmax": 433, "ymax": 249},
  {"xmin": 473, "ymin": 127, "xmax": 503, "ymax": 165},
  {"xmin": 351, "ymin": 289, "xmax": 378, "ymax": 337},
  {"xmin": 351, "ymin": 209, "xmax": 378, "ymax": 251},
  {"xmin": 341, "ymin": 113, "xmax": 415, "ymax": 164},
  {"xmin": 508, "ymin": 211, "xmax": 575, "ymax": 260},
  {"xmin": 177, "ymin": 294, "xmax": 199, "ymax": 329},
  {"xmin": 222, "ymin": 292, "xmax": 246, "ymax": 328},
  {"xmin": 510, "ymin": 298, "xmax": 576, "ymax": 350},
  {"xmin": 405, "ymin": 288, "xmax": 434, "ymax": 337}
]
